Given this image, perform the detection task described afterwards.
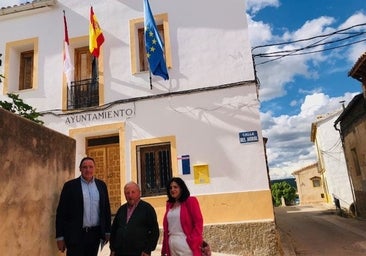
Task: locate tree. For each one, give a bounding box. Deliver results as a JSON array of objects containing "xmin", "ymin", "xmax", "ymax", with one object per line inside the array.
[
  {"xmin": 271, "ymin": 181, "xmax": 297, "ymax": 207},
  {"xmin": 0, "ymin": 93, "xmax": 44, "ymax": 124}
]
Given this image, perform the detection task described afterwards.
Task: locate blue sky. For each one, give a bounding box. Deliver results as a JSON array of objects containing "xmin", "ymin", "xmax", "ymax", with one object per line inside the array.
[
  {"xmin": 247, "ymin": 0, "xmax": 366, "ymax": 179},
  {"xmin": 2, "ymin": 0, "xmax": 365, "ymax": 180}
]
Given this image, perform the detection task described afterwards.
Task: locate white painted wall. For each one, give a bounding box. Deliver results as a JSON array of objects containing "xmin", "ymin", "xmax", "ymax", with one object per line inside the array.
[
  {"xmin": 314, "ymin": 111, "xmax": 354, "ymax": 209},
  {"xmin": 44, "ymin": 85, "xmax": 268, "ymax": 194},
  {"xmin": 0, "ymin": 0, "xmax": 254, "ymax": 110},
  {"xmin": 0, "ymin": 1, "xmax": 268, "ymax": 196}
]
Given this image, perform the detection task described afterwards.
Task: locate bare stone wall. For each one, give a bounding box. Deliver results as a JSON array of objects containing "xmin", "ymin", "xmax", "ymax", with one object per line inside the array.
[
  {"xmin": 156, "ymin": 221, "xmax": 282, "ymax": 255},
  {"xmin": 203, "ymin": 222, "xmax": 282, "ymax": 256},
  {"xmin": 0, "ymin": 109, "xmax": 75, "ymax": 255}
]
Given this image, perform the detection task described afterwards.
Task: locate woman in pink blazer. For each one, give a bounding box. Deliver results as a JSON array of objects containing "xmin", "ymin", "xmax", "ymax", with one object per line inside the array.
[{"xmin": 161, "ymin": 177, "xmax": 203, "ymax": 256}]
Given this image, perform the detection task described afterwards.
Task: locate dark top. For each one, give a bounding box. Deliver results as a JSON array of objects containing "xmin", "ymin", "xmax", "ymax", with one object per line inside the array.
[
  {"xmin": 55, "ymin": 177, "xmax": 112, "ymax": 245},
  {"xmin": 110, "ymin": 200, "xmax": 159, "ymax": 255}
]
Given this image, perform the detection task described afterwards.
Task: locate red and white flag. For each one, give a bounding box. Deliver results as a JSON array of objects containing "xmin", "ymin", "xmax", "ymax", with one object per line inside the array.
[{"xmin": 63, "ymin": 11, "xmax": 74, "ymax": 87}]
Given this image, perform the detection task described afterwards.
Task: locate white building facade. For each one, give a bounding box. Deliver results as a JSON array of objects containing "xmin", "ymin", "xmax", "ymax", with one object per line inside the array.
[
  {"xmin": 311, "ymin": 110, "xmax": 354, "ymax": 211},
  {"xmin": 0, "ymin": 1, "xmax": 278, "ymax": 254}
]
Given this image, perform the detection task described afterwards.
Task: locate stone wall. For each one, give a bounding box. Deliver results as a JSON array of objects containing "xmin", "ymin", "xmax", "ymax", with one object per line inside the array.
[
  {"xmin": 0, "ymin": 109, "xmax": 75, "ymax": 255},
  {"xmin": 203, "ymin": 221, "xmax": 282, "ymax": 256},
  {"xmin": 156, "ymin": 220, "xmax": 282, "ymax": 256}
]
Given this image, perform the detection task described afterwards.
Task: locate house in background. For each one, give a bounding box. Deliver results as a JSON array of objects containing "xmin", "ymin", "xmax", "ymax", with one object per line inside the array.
[
  {"xmin": 311, "ymin": 110, "xmax": 354, "ymax": 211},
  {"xmin": 292, "ymin": 163, "xmax": 327, "ymax": 205},
  {"xmin": 335, "ymin": 52, "xmax": 366, "ymax": 218},
  {"xmin": 0, "ymin": 0, "xmax": 279, "ymax": 254}
]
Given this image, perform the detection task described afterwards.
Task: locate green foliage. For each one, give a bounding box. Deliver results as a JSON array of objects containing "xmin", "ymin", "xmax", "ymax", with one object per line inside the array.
[
  {"xmin": 271, "ymin": 181, "xmax": 297, "ymax": 207},
  {"xmin": 0, "ymin": 93, "xmax": 44, "ymax": 124}
]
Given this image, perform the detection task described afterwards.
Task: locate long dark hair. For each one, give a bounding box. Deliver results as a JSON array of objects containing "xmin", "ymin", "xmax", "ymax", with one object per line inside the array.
[{"xmin": 166, "ymin": 177, "xmax": 190, "ymax": 203}]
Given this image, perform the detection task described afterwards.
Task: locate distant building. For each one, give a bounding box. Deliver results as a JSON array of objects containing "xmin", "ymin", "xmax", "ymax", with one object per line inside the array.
[
  {"xmin": 334, "ymin": 52, "xmax": 366, "ymax": 217},
  {"xmin": 311, "ymin": 110, "xmax": 354, "ymax": 211},
  {"xmin": 292, "ymin": 163, "xmax": 327, "ymax": 205}
]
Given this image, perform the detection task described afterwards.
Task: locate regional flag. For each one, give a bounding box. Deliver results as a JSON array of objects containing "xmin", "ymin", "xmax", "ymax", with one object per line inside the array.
[
  {"xmin": 89, "ymin": 6, "xmax": 105, "ymax": 58},
  {"xmin": 63, "ymin": 11, "xmax": 74, "ymax": 87},
  {"xmin": 143, "ymin": 0, "xmax": 169, "ymax": 80}
]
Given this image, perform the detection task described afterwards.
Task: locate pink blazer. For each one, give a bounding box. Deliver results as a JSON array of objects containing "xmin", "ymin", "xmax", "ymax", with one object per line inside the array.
[{"xmin": 161, "ymin": 196, "xmax": 203, "ymax": 256}]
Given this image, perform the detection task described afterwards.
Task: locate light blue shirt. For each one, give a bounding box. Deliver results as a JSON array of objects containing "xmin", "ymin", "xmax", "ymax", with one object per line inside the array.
[{"xmin": 81, "ymin": 176, "xmax": 100, "ymax": 227}]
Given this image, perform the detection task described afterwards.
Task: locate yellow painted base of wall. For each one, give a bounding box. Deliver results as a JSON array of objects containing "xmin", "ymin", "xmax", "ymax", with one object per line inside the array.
[{"xmin": 145, "ymin": 189, "xmax": 274, "ymax": 226}]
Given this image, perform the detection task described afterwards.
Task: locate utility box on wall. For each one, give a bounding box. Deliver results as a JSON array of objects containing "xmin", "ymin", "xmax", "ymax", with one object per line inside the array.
[{"xmin": 194, "ymin": 164, "xmax": 210, "ymax": 184}]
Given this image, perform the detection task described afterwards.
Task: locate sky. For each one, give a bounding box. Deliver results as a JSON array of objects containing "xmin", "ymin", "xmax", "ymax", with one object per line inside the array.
[
  {"xmin": 246, "ymin": 0, "xmax": 366, "ymax": 180},
  {"xmin": 2, "ymin": 0, "xmax": 365, "ymax": 180}
]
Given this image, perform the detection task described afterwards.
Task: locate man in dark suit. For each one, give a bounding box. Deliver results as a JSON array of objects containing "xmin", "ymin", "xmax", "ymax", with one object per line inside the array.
[
  {"xmin": 56, "ymin": 157, "xmax": 111, "ymax": 256},
  {"xmin": 110, "ymin": 181, "xmax": 159, "ymax": 256}
]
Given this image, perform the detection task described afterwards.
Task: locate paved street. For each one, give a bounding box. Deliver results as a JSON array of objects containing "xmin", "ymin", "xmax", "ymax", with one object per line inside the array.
[
  {"xmin": 275, "ymin": 204, "xmax": 366, "ymax": 256},
  {"xmin": 98, "ymin": 242, "xmax": 235, "ymax": 256}
]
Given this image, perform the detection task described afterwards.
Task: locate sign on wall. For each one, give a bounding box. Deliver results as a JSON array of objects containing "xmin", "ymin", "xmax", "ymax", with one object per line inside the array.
[{"xmin": 239, "ymin": 130, "xmax": 259, "ymax": 143}]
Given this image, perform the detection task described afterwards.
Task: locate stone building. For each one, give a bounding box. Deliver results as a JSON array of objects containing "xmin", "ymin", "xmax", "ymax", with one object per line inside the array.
[
  {"xmin": 0, "ymin": 0, "xmax": 280, "ymax": 254},
  {"xmin": 292, "ymin": 163, "xmax": 327, "ymax": 205},
  {"xmin": 334, "ymin": 53, "xmax": 366, "ymax": 217}
]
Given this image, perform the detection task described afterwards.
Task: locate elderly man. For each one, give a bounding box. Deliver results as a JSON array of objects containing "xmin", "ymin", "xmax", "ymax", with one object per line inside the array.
[{"xmin": 110, "ymin": 181, "xmax": 160, "ymax": 256}]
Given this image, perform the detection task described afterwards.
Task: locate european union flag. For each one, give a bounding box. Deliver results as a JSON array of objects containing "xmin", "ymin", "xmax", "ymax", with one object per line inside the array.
[{"xmin": 143, "ymin": 0, "xmax": 169, "ymax": 80}]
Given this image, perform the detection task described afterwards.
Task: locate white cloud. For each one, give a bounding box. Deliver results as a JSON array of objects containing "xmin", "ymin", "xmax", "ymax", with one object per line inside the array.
[
  {"xmin": 262, "ymin": 91, "xmax": 358, "ymax": 180},
  {"xmin": 0, "ymin": 0, "xmax": 29, "ymax": 8},
  {"xmin": 249, "ymin": 12, "xmax": 366, "ymax": 103},
  {"xmin": 251, "ymin": 16, "xmax": 339, "ymax": 102},
  {"xmin": 246, "ymin": 10, "xmax": 365, "ymax": 179},
  {"xmin": 246, "ymin": 16, "xmax": 273, "ymax": 47},
  {"xmin": 246, "ymin": 0, "xmax": 280, "ymax": 14}
]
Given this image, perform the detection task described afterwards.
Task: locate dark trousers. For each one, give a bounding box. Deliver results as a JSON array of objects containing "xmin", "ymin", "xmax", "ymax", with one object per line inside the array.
[{"xmin": 66, "ymin": 228, "xmax": 100, "ymax": 256}]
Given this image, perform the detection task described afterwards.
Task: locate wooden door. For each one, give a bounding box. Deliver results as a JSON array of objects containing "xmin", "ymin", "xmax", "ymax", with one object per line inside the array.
[
  {"xmin": 87, "ymin": 140, "xmax": 121, "ymax": 214},
  {"xmin": 75, "ymin": 46, "xmax": 92, "ymax": 81}
]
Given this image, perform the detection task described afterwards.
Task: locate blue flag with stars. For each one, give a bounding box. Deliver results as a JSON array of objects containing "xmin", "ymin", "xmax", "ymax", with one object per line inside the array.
[{"xmin": 143, "ymin": 0, "xmax": 169, "ymax": 80}]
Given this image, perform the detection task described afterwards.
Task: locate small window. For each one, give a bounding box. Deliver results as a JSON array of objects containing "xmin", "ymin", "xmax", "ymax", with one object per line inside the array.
[
  {"xmin": 137, "ymin": 24, "xmax": 164, "ymax": 72},
  {"xmin": 137, "ymin": 143, "xmax": 172, "ymax": 197},
  {"xmin": 4, "ymin": 37, "xmax": 38, "ymax": 94},
  {"xmin": 129, "ymin": 13, "xmax": 171, "ymax": 75},
  {"xmin": 351, "ymin": 148, "xmax": 361, "ymax": 176},
  {"xmin": 19, "ymin": 50, "xmax": 34, "ymax": 90},
  {"xmin": 311, "ymin": 177, "xmax": 321, "ymax": 187}
]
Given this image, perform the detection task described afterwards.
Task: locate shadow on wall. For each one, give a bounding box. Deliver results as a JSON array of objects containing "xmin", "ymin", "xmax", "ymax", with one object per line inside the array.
[{"xmin": 0, "ymin": 108, "xmax": 76, "ymax": 255}]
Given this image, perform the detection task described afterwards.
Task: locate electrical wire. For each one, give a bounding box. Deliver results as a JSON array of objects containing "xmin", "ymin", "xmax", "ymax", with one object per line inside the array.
[{"xmin": 252, "ymin": 23, "xmax": 366, "ymax": 66}]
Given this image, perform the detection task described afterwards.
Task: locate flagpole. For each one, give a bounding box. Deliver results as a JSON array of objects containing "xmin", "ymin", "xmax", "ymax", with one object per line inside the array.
[{"xmin": 149, "ymin": 70, "xmax": 152, "ymax": 90}]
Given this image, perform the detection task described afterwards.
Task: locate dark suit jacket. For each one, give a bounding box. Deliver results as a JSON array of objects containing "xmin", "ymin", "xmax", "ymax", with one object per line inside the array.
[
  {"xmin": 110, "ymin": 200, "xmax": 159, "ymax": 255},
  {"xmin": 56, "ymin": 177, "xmax": 111, "ymax": 246}
]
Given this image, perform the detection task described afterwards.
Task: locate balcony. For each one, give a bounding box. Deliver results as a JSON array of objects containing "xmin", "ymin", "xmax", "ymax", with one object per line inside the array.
[{"xmin": 67, "ymin": 78, "xmax": 99, "ymax": 110}]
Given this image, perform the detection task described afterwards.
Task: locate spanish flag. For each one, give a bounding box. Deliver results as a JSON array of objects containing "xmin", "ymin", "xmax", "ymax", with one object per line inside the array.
[{"xmin": 89, "ymin": 6, "xmax": 104, "ymax": 58}]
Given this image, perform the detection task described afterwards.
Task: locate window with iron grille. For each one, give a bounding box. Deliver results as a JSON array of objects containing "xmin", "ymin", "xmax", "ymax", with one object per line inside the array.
[
  {"xmin": 137, "ymin": 143, "xmax": 172, "ymax": 197},
  {"xmin": 67, "ymin": 46, "xmax": 99, "ymax": 109}
]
